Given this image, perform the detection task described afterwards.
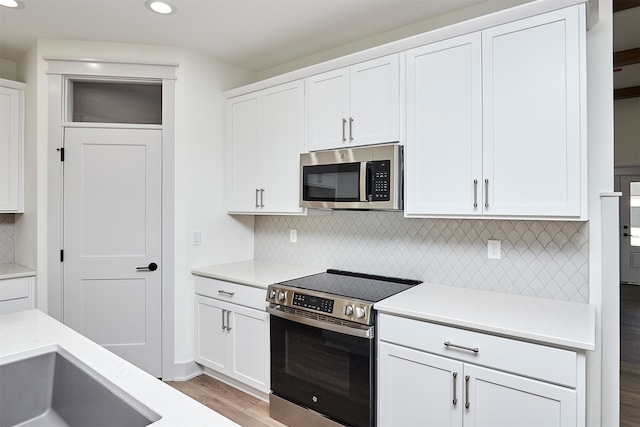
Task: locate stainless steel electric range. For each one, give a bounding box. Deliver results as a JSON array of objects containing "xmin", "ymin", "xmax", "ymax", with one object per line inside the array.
[{"xmin": 266, "ymin": 269, "xmax": 422, "ymax": 427}]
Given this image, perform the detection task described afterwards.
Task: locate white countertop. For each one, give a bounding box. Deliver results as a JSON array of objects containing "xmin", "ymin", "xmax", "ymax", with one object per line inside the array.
[
  {"xmin": 191, "ymin": 260, "xmax": 324, "ymax": 289},
  {"xmin": 375, "ymin": 283, "xmax": 596, "ymax": 351},
  {"xmin": 0, "ymin": 263, "xmax": 35, "ymax": 280},
  {"xmin": 0, "ymin": 310, "xmax": 238, "ymax": 427}
]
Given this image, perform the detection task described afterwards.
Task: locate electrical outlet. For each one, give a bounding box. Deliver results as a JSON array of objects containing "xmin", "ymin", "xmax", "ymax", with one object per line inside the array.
[
  {"xmin": 192, "ymin": 230, "xmax": 202, "ymax": 246},
  {"xmin": 289, "ymin": 229, "xmax": 297, "ymax": 243},
  {"xmin": 487, "ymin": 240, "xmax": 501, "ymax": 259}
]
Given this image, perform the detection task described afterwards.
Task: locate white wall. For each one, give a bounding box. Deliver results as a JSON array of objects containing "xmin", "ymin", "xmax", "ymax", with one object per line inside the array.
[
  {"xmin": 18, "ymin": 39, "xmax": 255, "ymax": 378},
  {"xmin": 615, "ymin": 97, "xmax": 640, "ymax": 167},
  {"xmin": 255, "ymin": 0, "xmax": 531, "ymax": 80},
  {"xmin": 0, "ymin": 58, "xmax": 17, "ymax": 80}
]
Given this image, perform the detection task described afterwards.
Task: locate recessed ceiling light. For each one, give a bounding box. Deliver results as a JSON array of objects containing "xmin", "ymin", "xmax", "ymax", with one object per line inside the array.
[
  {"xmin": 145, "ymin": 0, "xmax": 176, "ymax": 15},
  {"xmin": 0, "ymin": 0, "xmax": 25, "ymax": 9}
]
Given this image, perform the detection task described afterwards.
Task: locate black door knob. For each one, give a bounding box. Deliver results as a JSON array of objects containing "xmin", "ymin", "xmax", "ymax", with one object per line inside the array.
[{"xmin": 136, "ymin": 263, "xmax": 158, "ymax": 271}]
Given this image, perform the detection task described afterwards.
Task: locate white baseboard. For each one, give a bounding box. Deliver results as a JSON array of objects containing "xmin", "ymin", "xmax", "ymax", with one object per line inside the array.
[{"xmin": 167, "ymin": 360, "xmax": 203, "ymax": 381}]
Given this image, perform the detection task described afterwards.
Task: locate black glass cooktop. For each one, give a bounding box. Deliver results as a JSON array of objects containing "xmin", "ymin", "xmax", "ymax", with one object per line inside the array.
[{"xmin": 278, "ymin": 269, "xmax": 422, "ymax": 303}]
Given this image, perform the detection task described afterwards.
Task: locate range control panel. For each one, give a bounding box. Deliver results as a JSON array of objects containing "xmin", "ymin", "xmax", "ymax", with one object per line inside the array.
[
  {"xmin": 292, "ymin": 293, "xmax": 334, "ymax": 313},
  {"xmin": 266, "ymin": 284, "xmax": 373, "ymax": 325}
]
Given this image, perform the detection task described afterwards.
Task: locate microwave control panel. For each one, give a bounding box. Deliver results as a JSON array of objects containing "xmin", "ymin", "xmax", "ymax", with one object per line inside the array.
[
  {"xmin": 371, "ymin": 161, "xmax": 391, "ymax": 201},
  {"xmin": 292, "ymin": 292, "xmax": 334, "ymax": 314}
]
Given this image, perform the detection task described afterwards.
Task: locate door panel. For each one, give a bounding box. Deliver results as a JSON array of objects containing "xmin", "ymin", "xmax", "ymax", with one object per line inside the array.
[
  {"xmin": 378, "ymin": 342, "xmax": 463, "ymax": 427},
  {"xmin": 620, "ymin": 175, "xmax": 640, "ymax": 283},
  {"xmin": 63, "ymin": 127, "xmax": 162, "ymax": 377}
]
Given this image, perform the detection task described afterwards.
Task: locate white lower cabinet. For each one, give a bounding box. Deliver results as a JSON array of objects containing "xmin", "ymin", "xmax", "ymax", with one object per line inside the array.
[
  {"xmin": 378, "ymin": 314, "xmax": 583, "ymax": 427},
  {"xmin": 0, "ymin": 276, "xmax": 35, "ymax": 314},
  {"xmin": 194, "ymin": 277, "xmax": 270, "ymax": 394}
]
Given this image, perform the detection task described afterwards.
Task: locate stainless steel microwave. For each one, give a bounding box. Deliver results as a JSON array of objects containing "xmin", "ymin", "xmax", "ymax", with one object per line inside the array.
[{"xmin": 300, "ymin": 144, "xmax": 403, "ymax": 210}]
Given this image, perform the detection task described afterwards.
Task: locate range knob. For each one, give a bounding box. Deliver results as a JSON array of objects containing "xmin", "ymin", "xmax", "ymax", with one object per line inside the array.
[
  {"xmin": 269, "ymin": 290, "xmax": 276, "ymax": 300},
  {"xmin": 354, "ymin": 307, "xmax": 366, "ymax": 319},
  {"xmin": 344, "ymin": 305, "xmax": 354, "ymax": 316},
  {"xmin": 276, "ymin": 291, "xmax": 286, "ymax": 302}
]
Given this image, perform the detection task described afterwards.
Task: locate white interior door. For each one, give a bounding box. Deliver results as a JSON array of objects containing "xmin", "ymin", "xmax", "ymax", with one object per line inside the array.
[
  {"xmin": 63, "ymin": 126, "xmax": 162, "ymax": 377},
  {"xmin": 620, "ymin": 175, "xmax": 640, "ymax": 284}
]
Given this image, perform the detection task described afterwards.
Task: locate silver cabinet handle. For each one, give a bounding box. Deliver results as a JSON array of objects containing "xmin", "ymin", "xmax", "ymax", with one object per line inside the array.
[
  {"xmin": 260, "ymin": 188, "xmax": 265, "ymax": 207},
  {"xmin": 465, "ymin": 375, "xmax": 470, "ymax": 409},
  {"xmin": 342, "ymin": 118, "xmax": 347, "ymax": 142},
  {"xmin": 226, "ymin": 310, "xmax": 231, "ymax": 331},
  {"xmin": 221, "ymin": 309, "xmax": 227, "ymax": 331},
  {"xmin": 349, "ymin": 117, "xmax": 354, "ymax": 141},
  {"xmin": 444, "ymin": 341, "xmax": 479, "ymax": 353},
  {"xmin": 255, "ymin": 189, "xmax": 259, "ymax": 208},
  {"xmin": 484, "ymin": 179, "xmax": 489, "ymax": 208},
  {"xmin": 453, "ymin": 372, "xmax": 458, "ymax": 406},
  {"xmin": 218, "ymin": 290, "xmax": 235, "ymax": 297},
  {"xmin": 473, "ymin": 180, "xmax": 478, "ymax": 208}
]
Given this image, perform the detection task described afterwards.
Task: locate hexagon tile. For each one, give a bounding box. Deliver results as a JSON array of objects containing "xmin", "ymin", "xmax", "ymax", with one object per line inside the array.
[{"xmin": 255, "ymin": 212, "xmax": 589, "ymax": 303}]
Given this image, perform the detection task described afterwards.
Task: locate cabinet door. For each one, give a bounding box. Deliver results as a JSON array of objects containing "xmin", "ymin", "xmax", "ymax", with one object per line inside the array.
[
  {"xmin": 306, "ymin": 68, "xmax": 349, "ymax": 151},
  {"xmin": 228, "ymin": 304, "xmax": 270, "ymax": 393},
  {"xmin": 195, "ymin": 296, "xmax": 228, "ymax": 372},
  {"xmin": 482, "ymin": 7, "xmax": 583, "ymax": 217},
  {"xmin": 262, "ymin": 81, "xmax": 305, "ymax": 214},
  {"xmin": 378, "ymin": 342, "xmax": 463, "ymax": 427},
  {"xmin": 405, "ymin": 34, "xmax": 482, "ymax": 216},
  {"xmin": 464, "ymin": 364, "xmax": 577, "ymax": 427},
  {"xmin": 349, "ymin": 54, "xmax": 400, "ymax": 147},
  {"xmin": 0, "ymin": 85, "xmax": 24, "ymax": 212},
  {"xmin": 227, "ymin": 92, "xmax": 263, "ymax": 213}
]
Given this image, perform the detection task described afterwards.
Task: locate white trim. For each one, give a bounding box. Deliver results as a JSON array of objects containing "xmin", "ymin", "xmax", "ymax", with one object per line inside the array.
[
  {"xmin": 46, "ymin": 59, "xmax": 177, "ymax": 381},
  {"xmin": 45, "ymin": 58, "xmax": 177, "ymax": 80},
  {"xmin": 170, "ymin": 360, "xmax": 203, "ymax": 382},
  {"xmin": 0, "ymin": 77, "xmax": 26, "ymax": 90}
]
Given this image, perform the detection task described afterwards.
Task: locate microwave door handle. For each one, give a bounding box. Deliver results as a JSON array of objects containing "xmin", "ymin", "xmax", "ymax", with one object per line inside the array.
[{"xmin": 359, "ymin": 162, "xmax": 370, "ymax": 202}]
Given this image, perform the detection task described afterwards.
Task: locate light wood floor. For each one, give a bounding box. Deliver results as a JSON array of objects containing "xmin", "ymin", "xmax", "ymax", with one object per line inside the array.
[
  {"xmin": 165, "ymin": 374, "xmax": 286, "ymax": 427},
  {"xmin": 169, "ymin": 287, "xmax": 640, "ymax": 427},
  {"xmin": 621, "ymin": 284, "xmax": 640, "ymax": 427}
]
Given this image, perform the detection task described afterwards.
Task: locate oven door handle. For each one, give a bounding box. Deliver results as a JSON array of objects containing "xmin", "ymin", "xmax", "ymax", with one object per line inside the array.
[{"xmin": 267, "ymin": 306, "xmax": 374, "ymax": 339}]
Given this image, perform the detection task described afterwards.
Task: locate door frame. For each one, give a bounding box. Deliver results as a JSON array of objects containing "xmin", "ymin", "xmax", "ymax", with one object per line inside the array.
[
  {"xmin": 46, "ymin": 59, "xmax": 177, "ymax": 380},
  {"xmin": 615, "ymin": 166, "xmax": 640, "ymax": 283}
]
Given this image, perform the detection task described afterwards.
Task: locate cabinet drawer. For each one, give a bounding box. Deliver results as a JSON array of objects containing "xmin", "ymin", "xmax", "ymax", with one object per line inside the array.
[
  {"xmin": 0, "ymin": 277, "xmax": 31, "ymax": 301},
  {"xmin": 194, "ymin": 276, "xmax": 267, "ymax": 310},
  {"xmin": 378, "ymin": 314, "xmax": 577, "ymax": 388}
]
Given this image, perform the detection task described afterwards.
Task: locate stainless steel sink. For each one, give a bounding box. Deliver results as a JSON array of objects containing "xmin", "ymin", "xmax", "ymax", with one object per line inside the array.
[{"xmin": 0, "ymin": 351, "xmax": 160, "ymax": 427}]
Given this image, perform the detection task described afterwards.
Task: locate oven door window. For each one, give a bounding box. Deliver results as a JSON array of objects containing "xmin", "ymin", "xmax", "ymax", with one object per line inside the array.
[
  {"xmin": 302, "ymin": 163, "xmax": 362, "ymax": 202},
  {"xmin": 270, "ymin": 315, "xmax": 374, "ymax": 427}
]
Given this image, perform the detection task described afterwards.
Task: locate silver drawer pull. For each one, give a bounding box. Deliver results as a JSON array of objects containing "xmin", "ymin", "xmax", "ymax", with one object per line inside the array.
[
  {"xmin": 473, "ymin": 179, "xmax": 478, "ymax": 208},
  {"xmin": 465, "ymin": 375, "xmax": 470, "ymax": 409},
  {"xmin": 218, "ymin": 290, "xmax": 235, "ymax": 297},
  {"xmin": 452, "ymin": 372, "xmax": 458, "ymax": 406},
  {"xmin": 484, "ymin": 179, "xmax": 489, "ymax": 208},
  {"xmin": 444, "ymin": 341, "xmax": 479, "ymax": 353}
]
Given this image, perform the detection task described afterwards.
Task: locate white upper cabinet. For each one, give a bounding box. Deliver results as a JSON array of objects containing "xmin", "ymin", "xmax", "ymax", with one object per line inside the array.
[
  {"xmin": 405, "ymin": 6, "xmax": 585, "ymax": 219},
  {"xmin": 405, "ymin": 33, "xmax": 483, "ymax": 216},
  {"xmin": 307, "ymin": 54, "xmax": 400, "ymax": 151},
  {"xmin": 227, "ymin": 80, "xmax": 305, "ymax": 215},
  {"xmin": 0, "ymin": 79, "xmax": 25, "ymax": 213},
  {"xmin": 482, "ymin": 8, "xmax": 583, "ymax": 217}
]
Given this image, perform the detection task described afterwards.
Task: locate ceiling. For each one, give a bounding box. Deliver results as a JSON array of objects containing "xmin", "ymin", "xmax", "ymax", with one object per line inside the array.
[
  {"xmin": 0, "ymin": 0, "xmax": 528, "ymax": 72},
  {"xmin": 1, "ymin": 0, "xmax": 637, "ymax": 91}
]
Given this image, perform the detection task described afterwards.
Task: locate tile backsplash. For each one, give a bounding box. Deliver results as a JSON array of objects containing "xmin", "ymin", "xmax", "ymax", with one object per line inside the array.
[
  {"xmin": 0, "ymin": 214, "xmax": 15, "ymax": 264},
  {"xmin": 255, "ymin": 211, "xmax": 589, "ymax": 303}
]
